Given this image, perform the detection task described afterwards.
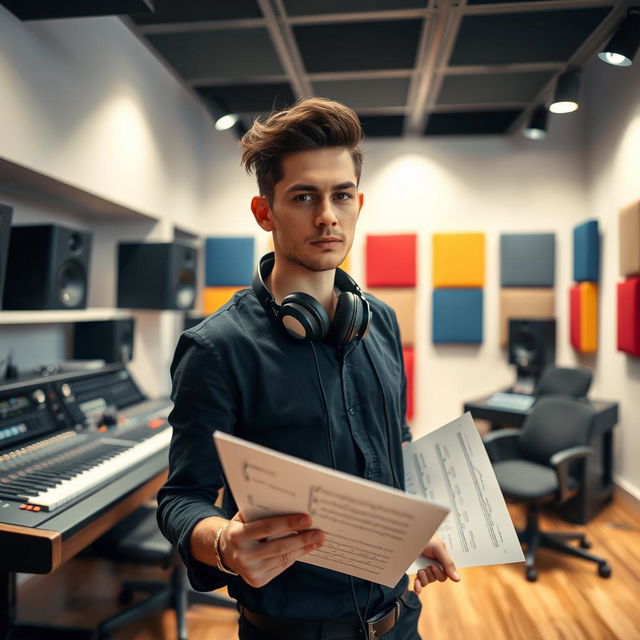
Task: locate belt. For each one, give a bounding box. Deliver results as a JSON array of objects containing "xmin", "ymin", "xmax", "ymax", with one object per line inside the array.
[{"xmin": 241, "ymin": 600, "xmax": 401, "ymax": 640}]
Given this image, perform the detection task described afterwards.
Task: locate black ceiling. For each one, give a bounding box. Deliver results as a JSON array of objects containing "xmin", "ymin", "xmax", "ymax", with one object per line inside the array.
[{"xmin": 3, "ymin": 0, "xmax": 634, "ymax": 138}]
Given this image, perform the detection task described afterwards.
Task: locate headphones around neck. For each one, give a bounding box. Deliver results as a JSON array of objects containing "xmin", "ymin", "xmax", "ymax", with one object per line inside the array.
[{"xmin": 252, "ymin": 252, "xmax": 371, "ymax": 344}]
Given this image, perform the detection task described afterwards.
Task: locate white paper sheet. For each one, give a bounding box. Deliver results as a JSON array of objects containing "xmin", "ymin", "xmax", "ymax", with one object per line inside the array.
[
  {"xmin": 213, "ymin": 431, "xmax": 450, "ymax": 588},
  {"xmin": 403, "ymin": 413, "xmax": 525, "ymax": 573}
]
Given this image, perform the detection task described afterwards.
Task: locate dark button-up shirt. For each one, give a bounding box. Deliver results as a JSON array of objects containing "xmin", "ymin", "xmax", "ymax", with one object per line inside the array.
[{"xmin": 157, "ymin": 286, "xmax": 412, "ymax": 621}]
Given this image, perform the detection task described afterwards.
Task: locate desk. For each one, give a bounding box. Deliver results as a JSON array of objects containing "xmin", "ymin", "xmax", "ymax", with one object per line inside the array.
[{"xmin": 463, "ymin": 394, "xmax": 619, "ymax": 524}]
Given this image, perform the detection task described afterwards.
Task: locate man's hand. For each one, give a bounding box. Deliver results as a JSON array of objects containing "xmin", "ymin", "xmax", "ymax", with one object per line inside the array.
[
  {"xmin": 413, "ymin": 535, "xmax": 461, "ymax": 594},
  {"xmin": 191, "ymin": 512, "xmax": 324, "ymax": 588}
]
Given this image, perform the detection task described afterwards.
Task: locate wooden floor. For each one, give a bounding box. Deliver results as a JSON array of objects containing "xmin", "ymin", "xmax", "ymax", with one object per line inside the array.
[{"xmin": 17, "ymin": 492, "xmax": 640, "ymax": 640}]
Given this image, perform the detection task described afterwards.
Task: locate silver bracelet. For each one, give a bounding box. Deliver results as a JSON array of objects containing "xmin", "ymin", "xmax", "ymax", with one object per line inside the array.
[{"xmin": 214, "ymin": 521, "xmax": 238, "ymax": 576}]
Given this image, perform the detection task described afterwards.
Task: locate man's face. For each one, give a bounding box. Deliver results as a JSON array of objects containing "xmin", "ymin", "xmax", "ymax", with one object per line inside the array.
[{"xmin": 254, "ymin": 147, "xmax": 363, "ymax": 273}]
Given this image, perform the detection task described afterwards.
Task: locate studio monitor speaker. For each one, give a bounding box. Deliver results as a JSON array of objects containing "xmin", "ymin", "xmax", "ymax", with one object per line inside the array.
[
  {"xmin": 0, "ymin": 204, "xmax": 13, "ymax": 309},
  {"xmin": 3, "ymin": 224, "xmax": 92, "ymax": 310},
  {"xmin": 118, "ymin": 242, "xmax": 197, "ymax": 310},
  {"xmin": 73, "ymin": 318, "xmax": 135, "ymax": 363},
  {"xmin": 508, "ymin": 318, "xmax": 556, "ymax": 371}
]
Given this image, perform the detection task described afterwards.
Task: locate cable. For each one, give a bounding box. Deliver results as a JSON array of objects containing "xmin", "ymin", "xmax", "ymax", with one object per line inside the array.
[
  {"xmin": 310, "ymin": 342, "xmax": 371, "ymax": 638},
  {"xmin": 362, "ymin": 340, "xmax": 403, "ymax": 490}
]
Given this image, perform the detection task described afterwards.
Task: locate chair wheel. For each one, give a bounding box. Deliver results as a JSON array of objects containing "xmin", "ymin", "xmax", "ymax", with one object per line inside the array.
[
  {"xmin": 526, "ymin": 567, "xmax": 538, "ymax": 582},
  {"xmin": 598, "ymin": 563, "xmax": 612, "ymax": 579},
  {"xmin": 580, "ymin": 539, "xmax": 592, "ymax": 549},
  {"xmin": 118, "ymin": 587, "xmax": 134, "ymax": 605}
]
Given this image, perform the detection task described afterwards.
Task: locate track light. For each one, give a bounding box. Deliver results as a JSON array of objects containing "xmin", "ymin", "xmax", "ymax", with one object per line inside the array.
[
  {"xmin": 214, "ymin": 113, "xmax": 239, "ymax": 131},
  {"xmin": 598, "ymin": 10, "xmax": 640, "ymax": 67},
  {"xmin": 523, "ymin": 106, "xmax": 549, "ymax": 140},
  {"xmin": 549, "ymin": 70, "xmax": 581, "ymax": 114}
]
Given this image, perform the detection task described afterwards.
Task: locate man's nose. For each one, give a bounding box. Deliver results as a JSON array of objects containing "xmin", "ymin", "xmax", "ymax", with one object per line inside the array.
[{"xmin": 315, "ymin": 197, "xmax": 338, "ymax": 226}]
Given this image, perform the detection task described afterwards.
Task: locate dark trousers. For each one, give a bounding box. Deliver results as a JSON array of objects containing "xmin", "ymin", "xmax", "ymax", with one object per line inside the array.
[{"xmin": 238, "ymin": 591, "xmax": 423, "ymax": 640}]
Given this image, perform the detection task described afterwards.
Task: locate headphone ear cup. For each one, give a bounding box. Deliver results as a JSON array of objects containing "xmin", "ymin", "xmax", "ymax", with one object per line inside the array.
[
  {"xmin": 281, "ymin": 292, "xmax": 330, "ymax": 342},
  {"xmin": 331, "ymin": 291, "xmax": 361, "ymax": 345}
]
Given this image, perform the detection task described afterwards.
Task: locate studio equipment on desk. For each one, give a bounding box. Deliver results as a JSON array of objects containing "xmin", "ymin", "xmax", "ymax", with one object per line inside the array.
[
  {"xmin": 3, "ymin": 224, "xmax": 92, "ymax": 310},
  {"xmin": 73, "ymin": 318, "xmax": 135, "ymax": 363},
  {"xmin": 508, "ymin": 318, "xmax": 556, "ymax": 394},
  {"xmin": 117, "ymin": 242, "xmax": 197, "ymax": 310},
  {"xmin": 0, "ymin": 363, "xmax": 174, "ymax": 638}
]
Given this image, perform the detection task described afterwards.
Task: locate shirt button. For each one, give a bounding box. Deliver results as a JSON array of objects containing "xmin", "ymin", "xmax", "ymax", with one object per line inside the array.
[{"xmin": 348, "ymin": 407, "xmax": 356, "ymax": 415}]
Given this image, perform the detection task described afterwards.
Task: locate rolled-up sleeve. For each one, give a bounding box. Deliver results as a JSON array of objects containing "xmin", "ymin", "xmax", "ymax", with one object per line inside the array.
[{"xmin": 157, "ymin": 330, "xmax": 236, "ymax": 591}]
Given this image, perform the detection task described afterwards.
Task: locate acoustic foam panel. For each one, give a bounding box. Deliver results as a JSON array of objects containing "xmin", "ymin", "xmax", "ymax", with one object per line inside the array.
[
  {"xmin": 569, "ymin": 282, "xmax": 598, "ymax": 353},
  {"xmin": 619, "ymin": 201, "xmax": 640, "ymax": 277},
  {"xmin": 367, "ymin": 288, "xmax": 416, "ymax": 345},
  {"xmin": 500, "ymin": 233, "xmax": 555, "ymax": 287},
  {"xmin": 617, "ymin": 277, "xmax": 640, "ymax": 356},
  {"xmin": 366, "ymin": 234, "xmax": 417, "ymax": 287},
  {"xmin": 203, "ymin": 286, "xmax": 245, "ymax": 315},
  {"xmin": 205, "ymin": 237, "xmax": 254, "ymax": 286},
  {"xmin": 573, "ymin": 219, "xmax": 600, "ymax": 283},
  {"xmin": 403, "ymin": 346, "xmax": 415, "ymax": 422},
  {"xmin": 499, "ymin": 288, "xmax": 555, "ymax": 347},
  {"xmin": 432, "ymin": 232, "xmax": 485, "ymax": 288},
  {"xmin": 432, "ymin": 288, "xmax": 483, "ymax": 344}
]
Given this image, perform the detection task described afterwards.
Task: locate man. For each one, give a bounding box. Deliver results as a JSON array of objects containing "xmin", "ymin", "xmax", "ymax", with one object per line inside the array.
[{"xmin": 157, "ymin": 97, "xmax": 460, "ymax": 640}]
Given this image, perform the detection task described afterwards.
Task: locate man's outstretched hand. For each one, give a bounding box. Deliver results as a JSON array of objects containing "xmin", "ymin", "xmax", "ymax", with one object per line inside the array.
[{"xmin": 413, "ymin": 535, "xmax": 461, "ymax": 594}]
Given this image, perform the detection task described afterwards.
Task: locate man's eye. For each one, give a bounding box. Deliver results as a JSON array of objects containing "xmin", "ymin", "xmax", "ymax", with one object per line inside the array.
[
  {"xmin": 335, "ymin": 192, "xmax": 352, "ymax": 200},
  {"xmin": 294, "ymin": 194, "xmax": 314, "ymax": 202}
]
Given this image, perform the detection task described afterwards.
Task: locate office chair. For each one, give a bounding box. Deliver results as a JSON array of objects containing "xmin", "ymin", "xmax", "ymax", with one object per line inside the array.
[
  {"xmin": 535, "ymin": 365, "xmax": 592, "ymax": 398},
  {"xmin": 483, "ymin": 396, "xmax": 611, "ymax": 582},
  {"xmin": 92, "ymin": 504, "xmax": 236, "ymax": 640}
]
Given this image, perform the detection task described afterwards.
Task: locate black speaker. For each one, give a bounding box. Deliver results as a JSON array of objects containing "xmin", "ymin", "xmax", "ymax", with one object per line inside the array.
[
  {"xmin": 3, "ymin": 224, "xmax": 92, "ymax": 310},
  {"xmin": 73, "ymin": 318, "xmax": 135, "ymax": 363},
  {"xmin": 508, "ymin": 319, "xmax": 556, "ymax": 371},
  {"xmin": 0, "ymin": 204, "xmax": 13, "ymax": 309},
  {"xmin": 117, "ymin": 242, "xmax": 197, "ymax": 310}
]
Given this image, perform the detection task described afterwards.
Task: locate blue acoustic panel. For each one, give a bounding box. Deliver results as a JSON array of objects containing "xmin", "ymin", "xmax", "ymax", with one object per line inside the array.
[
  {"xmin": 500, "ymin": 233, "xmax": 555, "ymax": 287},
  {"xmin": 205, "ymin": 237, "xmax": 255, "ymax": 286},
  {"xmin": 432, "ymin": 288, "xmax": 483, "ymax": 343},
  {"xmin": 573, "ymin": 219, "xmax": 599, "ymax": 283}
]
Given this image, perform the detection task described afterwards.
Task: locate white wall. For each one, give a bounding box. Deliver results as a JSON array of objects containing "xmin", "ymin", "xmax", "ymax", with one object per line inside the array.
[{"xmin": 583, "ymin": 56, "xmax": 640, "ymax": 499}]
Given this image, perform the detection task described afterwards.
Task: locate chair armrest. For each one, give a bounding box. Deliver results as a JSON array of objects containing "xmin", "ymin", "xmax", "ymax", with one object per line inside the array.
[
  {"xmin": 549, "ymin": 445, "xmax": 593, "ymax": 503},
  {"xmin": 482, "ymin": 428, "xmax": 522, "ymax": 463}
]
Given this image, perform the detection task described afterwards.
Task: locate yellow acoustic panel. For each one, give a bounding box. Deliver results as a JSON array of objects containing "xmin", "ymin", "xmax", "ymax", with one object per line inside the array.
[
  {"xmin": 432, "ymin": 233, "xmax": 485, "ymax": 287},
  {"xmin": 619, "ymin": 200, "xmax": 640, "ymax": 277},
  {"xmin": 579, "ymin": 282, "xmax": 598, "ymax": 353},
  {"xmin": 367, "ymin": 288, "xmax": 416, "ymax": 345},
  {"xmin": 203, "ymin": 286, "xmax": 244, "ymax": 315},
  {"xmin": 339, "ymin": 252, "xmax": 351, "ymax": 274},
  {"xmin": 500, "ymin": 288, "xmax": 555, "ymax": 347}
]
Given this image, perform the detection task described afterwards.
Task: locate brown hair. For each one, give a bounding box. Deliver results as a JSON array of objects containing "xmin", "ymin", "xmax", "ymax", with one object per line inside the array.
[{"xmin": 240, "ymin": 97, "xmax": 364, "ymax": 202}]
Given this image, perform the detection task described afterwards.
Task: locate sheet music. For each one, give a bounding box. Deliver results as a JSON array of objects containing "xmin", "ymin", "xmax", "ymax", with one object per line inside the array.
[
  {"xmin": 404, "ymin": 413, "xmax": 524, "ymax": 572},
  {"xmin": 214, "ymin": 431, "xmax": 449, "ymax": 588}
]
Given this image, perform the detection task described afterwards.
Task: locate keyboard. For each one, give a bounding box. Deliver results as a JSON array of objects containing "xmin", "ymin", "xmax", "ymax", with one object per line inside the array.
[{"xmin": 486, "ymin": 392, "xmax": 536, "ymax": 412}]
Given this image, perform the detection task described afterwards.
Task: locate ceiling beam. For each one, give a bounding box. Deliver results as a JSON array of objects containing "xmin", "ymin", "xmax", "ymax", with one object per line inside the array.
[
  {"xmin": 431, "ymin": 102, "xmax": 527, "ymax": 112},
  {"xmin": 136, "ymin": 18, "xmax": 265, "ymax": 34},
  {"xmin": 188, "ymin": 75, "xmax": 289, "ymax": 88},
  {"xmin": 465, "ymin": 0, "xmax": 616, "ymax": 15},
  {"xmin": 256, "ymin": 0, "xmax": 312, "ymax": 99},
  {"xmin": 443, "ymin": 62, "xmax": 564, "ymax": 75},
  {"xmin": 286, "ymin": 9, "xmax": 432, "ymax": 26},
  {"xmin": 507, "ymin": 0, "xmax": 635, "ymax": 136}
]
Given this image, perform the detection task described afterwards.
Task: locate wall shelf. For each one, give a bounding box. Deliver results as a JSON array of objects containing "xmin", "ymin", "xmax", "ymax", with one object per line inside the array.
[{"xmin": 0, "ymin": 308, "xmax": 134, "ymax": 325}]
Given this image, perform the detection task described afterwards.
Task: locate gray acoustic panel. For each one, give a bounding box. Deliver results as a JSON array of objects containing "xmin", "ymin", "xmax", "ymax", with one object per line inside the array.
[
  {"xmin": 437, "ymin": 72, "xmax": 554, "ymax": 105},
  {"xmin": 196, "ymin": 83, "xmax": 295, "ymax": 114},
  {"xmin": 449, "ymin": 8, "xmax": 613, "ymax": 66},
  {"xmin": 359, "ymin": 115, "xmax": 405, "ymax": 137},
  {"xmin": 500, "ymin": 233, "xmax": 556, "ymax": 287},
  {"xmin": 313, "ymin": 77, "xmax": 411, "ymax": 109},
  {"xmin": 147, "ymin": 29, "xmax": 283, "ymax": 80},
  {"xmin": 425, "ymin": 110, "xmax": 520, "ymax": 135},
  {"xmin": 132, "ymin": 0, "xmax": 261, "ymax": 24},
  {"xmin": 284, "ymin": 0, "xmax": 427, "ymax": 14},
  {"xmin": 294, "ymin": 20, "xmax": 422, "ymax": 73}
]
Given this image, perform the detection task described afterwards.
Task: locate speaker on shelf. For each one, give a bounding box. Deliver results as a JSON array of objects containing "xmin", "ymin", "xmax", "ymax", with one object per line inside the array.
[
  {"xmin": 3, "ymin": 224, "xmax": 92, "ymax": 310},
  {"xmin": 73, "ymin": 318, "xmax": 135, "ymax": 363},
  {"xmin": 508, "ymin": 318, "xmax": 556, "ymax": 371},
  {"xmin": 118, "ymin": 242, "xmax": 197, "ymax": 310},
  {"xmin": 0, "ymin": 203, "xmax": 13, "ymax": 310}
]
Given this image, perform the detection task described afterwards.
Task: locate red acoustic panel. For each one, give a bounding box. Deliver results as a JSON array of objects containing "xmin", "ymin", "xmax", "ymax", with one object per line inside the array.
[
  {"xmin": 617, "ymin": 277, "xmax": 640, "ymax": 356},
  {"xmin": 366, "ymin": 234, "xmax": 417, "ymax": 287},
  {"xmin": 569, "ymin": 285, "xmax": 581, "ymax": 351},
  {"xmin": 403, "ymin": 346, "xmax": 415, "ymax": 422}
]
